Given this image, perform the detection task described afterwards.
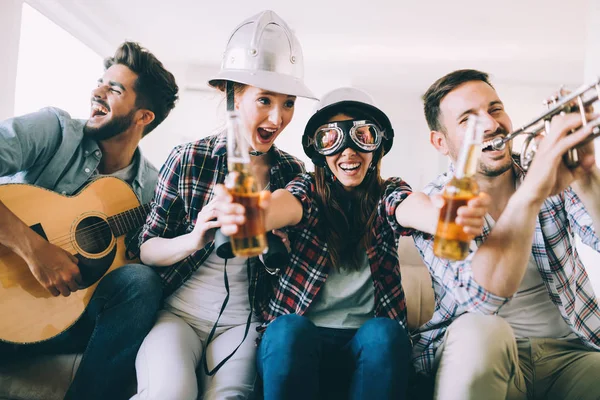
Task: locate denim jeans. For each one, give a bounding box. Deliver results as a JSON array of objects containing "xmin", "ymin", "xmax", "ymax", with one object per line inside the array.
[
  {"xmin": 0, "ymin": 264, "xmax": 163, "ymax": 400},
  {"xmin": 257, "ymin": 314, "xmax": 411, "ymax": 400}
]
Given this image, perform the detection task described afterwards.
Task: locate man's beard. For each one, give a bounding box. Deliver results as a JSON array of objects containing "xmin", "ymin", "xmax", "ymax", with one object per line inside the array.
[
  {"xmin": 449, "ymin": 127, "xmax": 513, "ymax": 178},
  {"xmin": 476, "ymin": 146, "xmax": 514, "ymax": 176},
  {"xmin": 478, "ymin": 158, "xmax": 513, "ymax": 177},
  {"xmin": 83, "ymin": 109, "xmax": 137, "ymax": 141}
]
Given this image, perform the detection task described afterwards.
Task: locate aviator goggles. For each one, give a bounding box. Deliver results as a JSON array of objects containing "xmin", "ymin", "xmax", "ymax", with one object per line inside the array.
[{"xmin": 304, "ymin": 119, "xmax": 385, "ymax": 156}]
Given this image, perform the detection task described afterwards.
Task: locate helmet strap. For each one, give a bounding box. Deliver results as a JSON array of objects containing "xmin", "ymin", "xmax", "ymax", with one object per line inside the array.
[
  {"xmin": 325, "ymin": 165, "xmax": 337, "ymax": 182},
  {"xmin": 227, "ymin": 80, "xmax": 265, "ymax": 157},
  {"xmin": 362, "ymin": 150, "xmax": 381, "ymax": 179},
  {"xmin": 226, "ymin": 81, "xmax": 235, "ymax": 112},
  {"xmin": 322, "ymin": 163, "xmax": 335, "ymax": 182}
]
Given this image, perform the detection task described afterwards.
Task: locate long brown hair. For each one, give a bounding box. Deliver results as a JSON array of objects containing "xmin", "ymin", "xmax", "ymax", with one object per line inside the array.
[{"xmin": 314, "ymin": 142, "xmax": 385, "ymax": 271}]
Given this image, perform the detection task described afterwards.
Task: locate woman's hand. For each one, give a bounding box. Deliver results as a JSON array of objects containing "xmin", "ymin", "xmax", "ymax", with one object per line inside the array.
[
  {"xmin": 397, "ymin": 191, "xmax": 489, "ymax": 235},
  {"xmin": 213, "ymin": 184, "xmax": 271, "ymax": 236},
  {"xmin": 190, "ymin": 199, "xmax": 222, "ymax": 249},
  {"xmin": 270, "ymin": 229, "xmax": 291, "ymax": 253},
  {"xmin": 452, "ymin": 192, "xmax": 491, "ymax": 236}
]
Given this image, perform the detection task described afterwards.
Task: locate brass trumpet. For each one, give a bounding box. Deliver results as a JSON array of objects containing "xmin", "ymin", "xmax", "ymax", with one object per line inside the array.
[{"xmin": 490, "ymin": 78, "xmax": 600, "ymax": 170}]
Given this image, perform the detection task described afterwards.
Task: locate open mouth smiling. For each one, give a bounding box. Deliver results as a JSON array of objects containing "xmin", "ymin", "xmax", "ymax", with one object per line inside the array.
[
  {"xmin": 339, "ymin": 162, "xmax": 361, "ymax": 171},
  {"xmin": 91, "ymin": 103, "xmax": 109, "ymax": 118}
]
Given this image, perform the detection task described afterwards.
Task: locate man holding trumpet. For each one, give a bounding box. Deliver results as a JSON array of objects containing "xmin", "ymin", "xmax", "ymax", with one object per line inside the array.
[{"xmin": 412, "ymin": 69, "xmax": 600, "ymax": 400}]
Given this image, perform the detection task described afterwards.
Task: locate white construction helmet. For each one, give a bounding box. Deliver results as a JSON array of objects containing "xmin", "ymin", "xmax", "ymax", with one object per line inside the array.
[{"xmin": 208, "ymin": 10, "xmax": 316, "ymax": 99}]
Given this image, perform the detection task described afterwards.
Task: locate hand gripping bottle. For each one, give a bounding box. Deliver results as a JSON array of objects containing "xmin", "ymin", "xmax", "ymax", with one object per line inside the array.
[
  {"xmin": 224, "ymin": 111, "xmax": 268, "ymax": 257},
  {"xmin": 433, "ymin": 115, "xmax": 484, "ymax": 261}
]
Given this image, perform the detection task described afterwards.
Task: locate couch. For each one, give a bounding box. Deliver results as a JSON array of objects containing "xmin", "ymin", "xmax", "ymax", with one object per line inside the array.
[{"xmin": 0, "ymin": 237, "xmax": 435, "ymax": 400}]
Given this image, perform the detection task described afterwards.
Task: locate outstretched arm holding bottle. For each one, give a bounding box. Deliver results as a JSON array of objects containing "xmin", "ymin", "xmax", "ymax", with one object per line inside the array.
[{"xmin": 213, "ymin": 183, "xmax": 489, "ymax": 238}]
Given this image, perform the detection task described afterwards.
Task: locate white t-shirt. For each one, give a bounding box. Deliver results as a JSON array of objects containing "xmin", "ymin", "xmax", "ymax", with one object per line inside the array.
[{"xmin": 164, "ymin": 251, "xmax": 257, "ymax": 337}]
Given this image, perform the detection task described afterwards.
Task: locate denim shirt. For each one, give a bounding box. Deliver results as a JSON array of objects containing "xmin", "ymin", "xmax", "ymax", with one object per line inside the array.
[{"xmin": 0, "ymin": 107, "xmax": 157, "ymax": 203}]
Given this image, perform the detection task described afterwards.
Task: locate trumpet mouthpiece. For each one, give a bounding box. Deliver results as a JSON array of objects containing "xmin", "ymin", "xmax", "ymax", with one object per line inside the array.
[
  {"xmin": 483, "ymin": 137, "xmax": 506, "ymax": 151},
  {"xmin": 491, "ymin": 137, "xmax": 506, "ymax": 151}
]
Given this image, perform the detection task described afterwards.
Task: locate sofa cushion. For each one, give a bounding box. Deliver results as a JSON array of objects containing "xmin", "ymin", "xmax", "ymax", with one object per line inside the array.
[
  {"xmin": 0, "ymin": 353, "xmax": 80, "ymax": 400},
  {"xmin": 398, "ymin": 236, "xmax": 434, "ymax": 331}
]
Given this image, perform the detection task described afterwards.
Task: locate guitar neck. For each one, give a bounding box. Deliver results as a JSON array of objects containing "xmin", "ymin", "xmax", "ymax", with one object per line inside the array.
[{"xmin": 107, "ymin": 204, "xmax": 151, "ymax": 237}]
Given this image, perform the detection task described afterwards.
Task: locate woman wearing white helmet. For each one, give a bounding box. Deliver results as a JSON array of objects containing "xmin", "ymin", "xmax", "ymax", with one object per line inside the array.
[
  {"xmin": 215, "ymin": 87, "xmax": 490, "ymax": 399},
  {"xmin": 131, "ymin": 10, "xmax": 315, "ymax": 400}
]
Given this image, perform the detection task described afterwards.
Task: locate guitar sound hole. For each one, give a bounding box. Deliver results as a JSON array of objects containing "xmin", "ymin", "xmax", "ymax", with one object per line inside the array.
[{"xmin": 75, "ymin": 217, "xmax": 113, "ymax": 254}]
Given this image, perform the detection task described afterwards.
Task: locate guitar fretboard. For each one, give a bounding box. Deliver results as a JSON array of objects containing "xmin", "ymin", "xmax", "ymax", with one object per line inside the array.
[{"xmin": 107, "ymin": 204, "xmax": 151, "ymax": 237}]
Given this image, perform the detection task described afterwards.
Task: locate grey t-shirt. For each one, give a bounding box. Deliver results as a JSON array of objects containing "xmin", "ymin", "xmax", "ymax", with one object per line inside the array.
[
  {"xmin": 93, "ymin": 160, "xmax": 137, "ymax": 185},
  {"xmin": 485, "ymin": 213, "xmax": 577, "ymax": 339},
  {"xmin": 305, "ymin": 251, "xmax": 375, "ymax": 329}
]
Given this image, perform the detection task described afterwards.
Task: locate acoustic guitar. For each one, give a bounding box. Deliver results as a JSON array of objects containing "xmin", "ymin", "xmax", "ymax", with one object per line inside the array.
[{"xmin": 0, "ymin": 177, "xmax": 150, "ymax": 344}]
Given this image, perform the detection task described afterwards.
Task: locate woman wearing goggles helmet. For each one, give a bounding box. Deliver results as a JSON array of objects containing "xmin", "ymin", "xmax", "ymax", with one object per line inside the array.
[
  {"xmin": 301, "ymin": 88, "xmax": 394, "ymax": 190},
  {"xmin": 132, "ymin": 10, "xmax": 315, "ymax": 400},
  {"xmin": 215, "ymin": 87, "xmax": 489, "ymax": 399}
]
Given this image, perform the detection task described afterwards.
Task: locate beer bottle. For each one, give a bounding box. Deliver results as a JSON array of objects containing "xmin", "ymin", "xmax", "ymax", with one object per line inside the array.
[
  {"xmin": 224, "ymin": 111, "xmax": 268, "ymax": 257},
  {"xmin": 433, "ymin": 115, "xmax": 484, "ymax": 261}
]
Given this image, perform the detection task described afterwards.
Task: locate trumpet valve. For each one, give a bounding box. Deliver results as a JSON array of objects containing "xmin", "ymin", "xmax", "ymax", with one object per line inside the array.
[{"xmin": 543, "ymin": 93, "xmax": 560, "ymax": 109}]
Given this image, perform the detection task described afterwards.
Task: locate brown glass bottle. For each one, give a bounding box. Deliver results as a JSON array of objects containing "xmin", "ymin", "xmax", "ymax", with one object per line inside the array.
[
  {"xmin": 433, "ymin": 116, "xmax": 484, "ymax": 261},
  {"xmin": 224, "ymin": 111, "xmax": 267, "ymax": 257}
]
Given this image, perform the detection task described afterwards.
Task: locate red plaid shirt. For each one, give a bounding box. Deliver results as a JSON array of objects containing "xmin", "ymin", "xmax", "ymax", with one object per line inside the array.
[
  {"xmin": 140, "ymin": 132, "xmax": 305, "ymax": 301},
  {"xmin": 261, "ymin": 173, "xmax": 413, "ymax": 330}
]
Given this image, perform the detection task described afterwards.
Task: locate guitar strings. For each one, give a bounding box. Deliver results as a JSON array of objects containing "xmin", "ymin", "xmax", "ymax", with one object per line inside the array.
[
  {"xmin": 51, "ymin": 228, "xmax": 113, "ymax": 249},
  {"xmin": 48, "ymin": 215, "xmax": 132, "ymax": 243},
  {"xmin": 47, "ymin": 210, "xmax": 148, "ymax": 248},
  {"xmin": 49, "ymin": 218, "xmax": 137, "ymax": 247},
  {"xmin": 50, "ymin": 229, "xmax": 114, "ymax": 249}
]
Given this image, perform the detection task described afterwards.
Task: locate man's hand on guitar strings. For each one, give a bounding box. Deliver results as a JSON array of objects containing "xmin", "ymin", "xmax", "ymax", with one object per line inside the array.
[{"xmin": 25, "ymin": 237, "xmax": 82, "ymax": 297}]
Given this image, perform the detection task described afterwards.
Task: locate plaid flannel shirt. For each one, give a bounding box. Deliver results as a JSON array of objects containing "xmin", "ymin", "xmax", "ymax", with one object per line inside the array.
[
  {"xmin": 261, "ymin": 173, "xmax": 413, "ymax": 331},
  {"xmin": 140, "ymin": 132, "xmax": 305, "ymax": 305},
  {"xmin": 411, "ymin": 155, "xmax": 600, "ymax": 376}
]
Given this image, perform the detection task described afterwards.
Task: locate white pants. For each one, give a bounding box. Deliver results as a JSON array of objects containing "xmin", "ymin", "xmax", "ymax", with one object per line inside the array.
[{"xmin": 131, "ymin": 310, "xmax": 260, "ymax": 400}]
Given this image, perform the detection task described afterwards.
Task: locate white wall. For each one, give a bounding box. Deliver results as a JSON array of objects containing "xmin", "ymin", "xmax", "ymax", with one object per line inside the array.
[
  {"xmin": 576, "ymin": 0, "xmax": 600, "ymax": 295},
  {"xmin": 0, "ymin": 0, "xmax": 23, "ymax": 120},
  {"xmin": 14, "ymin": 3, "xmax": 104, "ymax": 118}
]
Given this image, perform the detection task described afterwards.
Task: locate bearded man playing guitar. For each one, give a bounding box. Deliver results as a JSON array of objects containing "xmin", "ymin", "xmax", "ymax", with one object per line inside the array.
[{"xmin": 0, "ymin": 41, "xmax": 178, "ymax": 399}]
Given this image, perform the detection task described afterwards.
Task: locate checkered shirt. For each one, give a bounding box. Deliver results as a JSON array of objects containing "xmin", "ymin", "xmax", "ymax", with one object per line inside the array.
[
  {"xmin": 261, "ymin": 173, "xmax": 414, "ymax": 331},
  {"xmin": 411, "ymin": 155, "xmax": 600, "ymax": 375},
  {"xmin": 140, "ymin": 132, "xmax": 305, "ymax": 306}
]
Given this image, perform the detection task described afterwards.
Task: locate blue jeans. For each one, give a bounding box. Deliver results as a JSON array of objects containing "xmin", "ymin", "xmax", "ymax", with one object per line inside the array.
[
  {"xmin": 257, "ymin": 314, "xmax": 411, "ymax": 400},
  {"xmin": 0, "ymin": 264, "xmax": 163, "ymax": 400}
]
